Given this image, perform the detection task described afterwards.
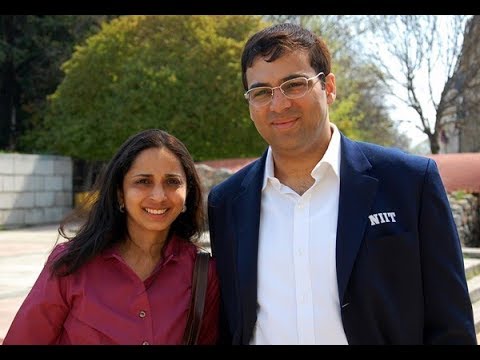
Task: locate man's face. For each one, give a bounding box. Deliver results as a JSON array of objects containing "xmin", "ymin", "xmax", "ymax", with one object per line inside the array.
[{"xmin": 245, "ymin": 50, "xmax": 336, "ymax": 156}]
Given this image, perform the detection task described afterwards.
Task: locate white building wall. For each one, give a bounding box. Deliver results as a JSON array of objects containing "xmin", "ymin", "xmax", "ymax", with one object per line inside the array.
[{"xmin": 0, "ymin": 153, "xmax": 72, "ymax": 228}]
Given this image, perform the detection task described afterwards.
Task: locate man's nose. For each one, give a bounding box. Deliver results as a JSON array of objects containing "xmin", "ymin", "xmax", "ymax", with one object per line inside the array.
[{"xmin": 269, "ymin": 88, "xmax": 291, "ymax": 111}]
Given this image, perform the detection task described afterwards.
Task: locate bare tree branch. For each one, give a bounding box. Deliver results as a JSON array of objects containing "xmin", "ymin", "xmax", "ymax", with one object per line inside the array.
[{"xmin": 364, "ymin": 15, "xmax": 470, "ymax": 153}]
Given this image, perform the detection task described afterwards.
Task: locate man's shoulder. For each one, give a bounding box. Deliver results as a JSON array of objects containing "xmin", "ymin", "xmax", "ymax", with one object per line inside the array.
[{"xmin": 353, "ymin": 140, "xmax": 431, "ymax": 167}]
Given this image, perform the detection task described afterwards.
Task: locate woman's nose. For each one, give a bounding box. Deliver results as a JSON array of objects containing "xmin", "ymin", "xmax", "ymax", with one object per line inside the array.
[{"xmin": 150, "ymin": 184, "xmax": 166, "ymax": 200}]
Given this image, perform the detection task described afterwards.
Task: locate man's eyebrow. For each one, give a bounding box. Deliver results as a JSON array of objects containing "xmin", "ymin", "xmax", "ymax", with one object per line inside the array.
[{"xmin": 248, "ymin": 73, "xmax": 308, "ymax": 89}]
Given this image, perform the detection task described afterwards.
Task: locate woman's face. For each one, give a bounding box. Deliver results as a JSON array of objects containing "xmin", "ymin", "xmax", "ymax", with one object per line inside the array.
[{"xmin": 119, "ymin": 147, "xmax": 187, "ymax": 238}]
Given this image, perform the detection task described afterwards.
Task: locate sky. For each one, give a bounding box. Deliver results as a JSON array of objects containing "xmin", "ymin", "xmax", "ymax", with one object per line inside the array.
[{"xmin": 386, "ymin": 53, "xmax": 446, "ymax": 148}]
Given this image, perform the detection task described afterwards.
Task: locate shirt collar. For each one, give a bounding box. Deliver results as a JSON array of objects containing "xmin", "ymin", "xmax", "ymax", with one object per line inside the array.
[
  {"xmin": 102, "ymin": 233, "xmax": 183, "ymax": 261},
  {"xmin": 261, "ymin": 146, "xmax": 276, "ymax": 191},
  {"xmin": 312, "ymin": 122, "xmax": 341, "ymax": 180},
  {"xmin": 261, "ymin": 123, "xmax": 341, "ymax": 191}
]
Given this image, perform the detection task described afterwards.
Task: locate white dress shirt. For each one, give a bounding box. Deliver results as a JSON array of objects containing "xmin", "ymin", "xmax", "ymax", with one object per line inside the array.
[{"xmin": 250, "ymin": 123, "xmax": 348, "ymax": 345}]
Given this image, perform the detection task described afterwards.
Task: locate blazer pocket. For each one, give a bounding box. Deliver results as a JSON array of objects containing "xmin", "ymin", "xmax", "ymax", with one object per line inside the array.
[
  {"xmin": 366, "ymin": 231, "xmax": 419, "ymax": 265},
  {"xmin": 363, "ymin": 231, "xmax": 422, "ymax": 298}
]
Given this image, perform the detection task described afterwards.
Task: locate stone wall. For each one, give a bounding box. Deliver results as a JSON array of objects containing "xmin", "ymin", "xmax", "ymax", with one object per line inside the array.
[
  {"xmin": 449, "ymin": 192, "xmax": 480, "ymax": 247},
  {"xmin": 0, "ymin": 153, "xmax": 73, "ymax": 228},
  {"xmin": 195, "ymin": 163, "xmax": 233, "ymax": 195}
]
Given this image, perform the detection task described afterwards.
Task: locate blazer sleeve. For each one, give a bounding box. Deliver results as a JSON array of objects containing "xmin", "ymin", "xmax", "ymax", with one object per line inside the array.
[
  {"xmin": 3, "ymin": 246, "xmax": 70, "ymax": 345},
  {"xmin": 419, "ymin": 159, "xmax": 476, "ymax": 344}
]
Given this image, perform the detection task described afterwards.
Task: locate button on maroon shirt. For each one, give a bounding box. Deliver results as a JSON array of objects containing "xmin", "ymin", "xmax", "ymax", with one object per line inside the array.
[{"xmin": 3, "ymin": 235, "xmax": 219, "ymax": 345}]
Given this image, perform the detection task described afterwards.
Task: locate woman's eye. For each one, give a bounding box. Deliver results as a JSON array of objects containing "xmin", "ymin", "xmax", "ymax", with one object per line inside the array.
[{"xmin": 167, "ymin": 178, "xmax": 182, "ymax": 186}]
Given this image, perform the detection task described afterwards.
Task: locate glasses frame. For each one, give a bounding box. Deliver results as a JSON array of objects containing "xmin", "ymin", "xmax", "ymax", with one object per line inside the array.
[{"xmin": 244, "ymin": 72, "xmax": 325, "ymax": 107}]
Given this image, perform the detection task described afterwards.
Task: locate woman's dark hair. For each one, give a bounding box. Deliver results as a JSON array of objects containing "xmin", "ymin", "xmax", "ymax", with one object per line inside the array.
[
  {"xmin": 241, "ymin": 23, "xmax": 331, "ymax": 90},
  {"xmin": 51, "ymin": 129, "xmax": 205, "ymax": 276}
]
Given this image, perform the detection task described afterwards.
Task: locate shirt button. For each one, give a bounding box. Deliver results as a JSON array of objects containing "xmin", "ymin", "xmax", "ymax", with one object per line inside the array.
[
  {"xmin": 139, "ymin": 310, "xmax": 146, "ymax": 318},
  {"xmin": 142, "ymin": 341, "xmax": 150, "ymax": 345}
]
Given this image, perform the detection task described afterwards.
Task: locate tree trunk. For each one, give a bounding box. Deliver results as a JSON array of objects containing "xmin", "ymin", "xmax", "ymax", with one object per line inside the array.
[
  {"xmin": 0, "ymin": 16, "xmax": 19, "ymax": 151},
  {"xmin": 429, "ymin": 133, "xmax": 440, "ymax": 154}
]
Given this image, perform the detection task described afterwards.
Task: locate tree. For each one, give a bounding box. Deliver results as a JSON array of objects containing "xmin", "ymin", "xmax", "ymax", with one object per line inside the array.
[
  {"xmin": 23, "ymin": 15, "xmax": 268, "ymax": 162},
  {"xmin": 0, "ymin": 15, "xmax": 116, "ymax": 151},
  {"xmin": 364, "ymin": 15, "xmax": 470, "ymax": 154}
]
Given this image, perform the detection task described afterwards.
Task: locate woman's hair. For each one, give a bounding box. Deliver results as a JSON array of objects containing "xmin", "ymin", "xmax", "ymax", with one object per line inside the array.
[
  {"xmin": 51, "ymin": 129, "xmax": 205, "ymax": 276},
  {"xmin": 241, "ymin": 23, "xmax": 331, "ymax": 90}
]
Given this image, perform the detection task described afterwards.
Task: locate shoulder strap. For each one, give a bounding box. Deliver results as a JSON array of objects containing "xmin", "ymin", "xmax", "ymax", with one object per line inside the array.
[{"xmin": 182, "ymin": 251, "xmax": 210, "ymax": 345}]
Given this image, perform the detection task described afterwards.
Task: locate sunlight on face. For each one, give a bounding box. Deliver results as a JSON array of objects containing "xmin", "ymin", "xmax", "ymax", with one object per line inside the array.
[
  {"xmin": 245, "ymin": 50, "xmax": 333, "ymax": 155},
  {"xmin": 120, "ymin": 147, "xmax": 187, "ymax": 239}
]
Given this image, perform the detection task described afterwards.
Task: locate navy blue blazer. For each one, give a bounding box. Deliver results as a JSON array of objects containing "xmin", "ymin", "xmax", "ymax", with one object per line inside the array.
[{"xmin": 208, "ymin": 134, "xmax": 476, "ymax": 345}]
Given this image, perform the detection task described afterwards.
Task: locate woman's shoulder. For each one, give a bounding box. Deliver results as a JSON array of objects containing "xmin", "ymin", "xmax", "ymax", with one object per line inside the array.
[
  {"xmin": 172, "ymin": 235, "xmax": 205, "ymax": 254},
  {"xmin": 172, "ymin": 236, "xmax": 218, "ymax": 287},
  {"xmin": 46, "ymin": 242, "xmax": 68, "ymax": 263}
]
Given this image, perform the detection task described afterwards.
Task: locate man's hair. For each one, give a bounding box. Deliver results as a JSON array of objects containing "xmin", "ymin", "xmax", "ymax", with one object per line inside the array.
[{"xmin": 241, "ymin": 23, "xmax": 331, "ymax": 90}]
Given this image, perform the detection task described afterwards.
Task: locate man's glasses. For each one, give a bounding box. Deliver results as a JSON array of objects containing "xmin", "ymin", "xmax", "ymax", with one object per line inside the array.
[{"xmin": 244, "ymin": 72, "xmax": 324, "ymax": 107}]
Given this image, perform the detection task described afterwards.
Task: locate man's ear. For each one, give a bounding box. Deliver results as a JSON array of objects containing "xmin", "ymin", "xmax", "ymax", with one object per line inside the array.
[
  {"xmin": 325, "ymin": 73, "xmax": 336, "ymax": 105},
  {"xmin": 327, "ymin": 92, "xmax": 336, "ymax": 104}
]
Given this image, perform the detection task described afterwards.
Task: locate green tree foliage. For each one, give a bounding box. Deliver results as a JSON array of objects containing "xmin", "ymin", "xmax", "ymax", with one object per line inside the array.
[
  {"xmin": 0, "ymin": 15, "xmax": 116, "ymax": 151},
  {"xmin": 24, "ymin": 15, "xmax": 268, "ymax": 162}
]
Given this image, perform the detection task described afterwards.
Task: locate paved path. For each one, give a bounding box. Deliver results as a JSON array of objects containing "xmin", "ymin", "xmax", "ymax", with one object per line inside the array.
[{"xmin": 0, "ymin": 224, "xmax": 63, "ymax": 343}]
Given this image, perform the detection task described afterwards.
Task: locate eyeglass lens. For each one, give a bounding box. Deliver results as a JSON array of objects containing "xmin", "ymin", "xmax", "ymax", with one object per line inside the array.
[{"xmin": 249, "ymin": 77, "xmax": 309, "ymax": 105}]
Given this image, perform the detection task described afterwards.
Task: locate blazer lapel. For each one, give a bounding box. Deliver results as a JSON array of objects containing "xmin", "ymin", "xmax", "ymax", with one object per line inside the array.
[
  {"xmin": 336, "ymin": 136, "xmax": 379, "ymax": 304},
  {"xmin": 232, "ymin": 152, "xmax": 266, "ymax": 343}
]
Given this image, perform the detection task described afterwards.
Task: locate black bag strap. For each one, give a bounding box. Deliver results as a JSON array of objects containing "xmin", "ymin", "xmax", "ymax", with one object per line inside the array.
[{"xmin": 182, "ymin": 251, "xmax": 210, "ymax": 345}]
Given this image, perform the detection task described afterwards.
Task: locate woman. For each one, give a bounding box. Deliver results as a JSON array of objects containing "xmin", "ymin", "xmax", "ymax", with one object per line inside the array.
[{"xmin": 3, "ymin": 129, "xmax": 219, "ymax": 345}]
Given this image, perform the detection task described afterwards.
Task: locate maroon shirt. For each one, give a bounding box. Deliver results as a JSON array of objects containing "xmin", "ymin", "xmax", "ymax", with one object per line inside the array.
[{"xmin": 3, "ymin": 235, "xmax": 219, "ymax": 345}]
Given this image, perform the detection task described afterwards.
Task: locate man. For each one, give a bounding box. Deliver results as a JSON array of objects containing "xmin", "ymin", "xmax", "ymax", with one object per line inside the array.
[{"xmin": 208, "ymin": 23, "xmax": 476, "ymax": 345}]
